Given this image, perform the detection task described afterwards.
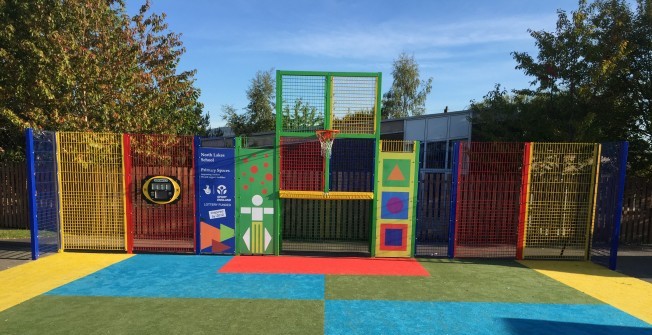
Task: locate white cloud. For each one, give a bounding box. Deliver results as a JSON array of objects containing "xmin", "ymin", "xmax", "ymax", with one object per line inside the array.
[{"xmin": 223, "ymin": 14, "xmax": 556, "ymax": 59}]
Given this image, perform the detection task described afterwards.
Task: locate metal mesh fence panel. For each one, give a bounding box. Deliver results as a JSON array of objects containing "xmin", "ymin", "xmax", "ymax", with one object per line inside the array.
[
  {"xmin": 128, "ymin": 134, "xmax": 195, "ymax": 253},
  {"xmin": 280, "ymin": 137, "xmax": 323, "ymax": 191},
  {"xmin": 281, "ymin": 199, "xmax": 371, "ymax": 255},
  {"xmin": 331, "ymin": 76, "xmax": 376, "ymax": 134},
  {"xmin": 280, "ymin": 75, "xmax": 326, "ymax": 133},
  {"xmin": 524, "ymin": 143, "xmax": 599, "ymax": 260},
  {"xmin": 329, "ymin": 138, "xmax": 375, "ymax": 192},
  {"xmin": 591, "ymin": 142, "xmax": 627, "ymax": 269},
  {"xmin": 454, "ymin": 142, "xmax": 524, "ymax": 258},
  {"xmin": 33, "ymin": 131, "xmax": 59, "ymax": 255},
  {"xmin": 415, "ymin": 172, "xmax": 451, "ymax": 257},
  {"xmin": 57, "ymin": 132, "xmax": 125, "ymax": 251}
]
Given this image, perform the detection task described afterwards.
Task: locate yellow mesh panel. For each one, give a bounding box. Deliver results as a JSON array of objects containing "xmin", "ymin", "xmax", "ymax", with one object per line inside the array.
[
  {"xmin": 381, "ymin": 140, "xmax": 415, "ymax": 153},
  {"xmin": 523, "ymin": 143, "xmax": 599, "ymax": 260},
  {"xmin": 57, "ymin": 132, "xmax": 125, "ymax": 251},
  {"xmin": 331, "ymin": 76, "xmax": 377, "ymax": 134}
]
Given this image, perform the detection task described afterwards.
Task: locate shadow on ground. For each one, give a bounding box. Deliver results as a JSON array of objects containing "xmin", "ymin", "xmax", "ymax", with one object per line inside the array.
[
  {"xmin": 0, "ymin": 238, "xmax": 31, "ymax": 270},
  {"xmin": 617, "ymin": 246, "xmax": 652, "ymax": 283}
]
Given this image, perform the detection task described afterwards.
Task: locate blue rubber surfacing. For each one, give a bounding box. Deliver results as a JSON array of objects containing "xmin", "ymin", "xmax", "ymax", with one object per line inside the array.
[
  {"xmin": 325, "ymin": 301, "xmax": 652, "ymax": 335},
  {"xmin": 47, "ymin": 254, "xmax": 324, "ymax": 300}
]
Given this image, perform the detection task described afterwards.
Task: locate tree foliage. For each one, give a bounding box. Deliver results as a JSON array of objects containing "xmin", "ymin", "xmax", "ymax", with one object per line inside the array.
[
  {"xmin": 282, "ymin": 99, "xmax": 324, "ymax": 131},
  {"xmin": 382, "ymin": 53, "xmax": 433, "ymax": 119},
  {"xmin": 471, "ymin": 0, "xmax": 652, "ymax": 176},
  {"xmin": 222, "ymin": 69, "xmax": 275, "ymax": 136},
  {"xmin": 0, "ymin": 0, "xmax": 209, "ymax": 161}
]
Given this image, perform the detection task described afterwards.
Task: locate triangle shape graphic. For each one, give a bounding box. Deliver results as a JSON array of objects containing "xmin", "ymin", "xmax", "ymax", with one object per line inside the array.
[
  {"xmin": 243, "ymin": 228, "xmax": 251, "ymax": 251},
  {"xmin": 387, "ymin": 164, "xmax": 406, "ymax": 181},
  {"xmin": 212, "ymin": 240, "xmax": 230, "ymax": 253},
  {"xmin": 264, "ymin": 228, "xmax": 272, "ymax": 251},
  {"xmin": 219, "ymin": 224, "xmax": 235, "ymax": 242}
]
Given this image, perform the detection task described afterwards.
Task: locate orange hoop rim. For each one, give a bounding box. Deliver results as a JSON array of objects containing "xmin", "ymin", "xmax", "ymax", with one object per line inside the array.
[{"xmin": 315, "ymin": 129, "xmax": 339, "ymax": 141}]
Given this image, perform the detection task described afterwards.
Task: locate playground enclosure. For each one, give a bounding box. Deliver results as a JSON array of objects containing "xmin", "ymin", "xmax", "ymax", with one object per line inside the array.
[{"xmin": 25, "ymin": 71, "xmax": 628, "ymax": 270}]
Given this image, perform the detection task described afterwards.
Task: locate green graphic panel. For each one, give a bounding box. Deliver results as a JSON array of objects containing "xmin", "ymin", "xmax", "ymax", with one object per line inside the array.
[
  {"xmin": 236, "ymin": 148, "xmax": 276, "ymax": 254},
  {"xmin": 382, "ymin": 158, "xmax": 411, "ymax": 188}
]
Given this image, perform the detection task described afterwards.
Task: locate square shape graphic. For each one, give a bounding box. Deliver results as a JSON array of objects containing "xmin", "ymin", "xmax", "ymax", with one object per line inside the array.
[
  {"xmin": 382, "ymin": 159, "xmax": 412, "ymax": 188},
  {"xmin": 379, "ymin": 223, "xmax": 408, "ymax": 251},
  {"xmin": 380, "ymin": 191, "xmax": 410, "ymax": 219}
]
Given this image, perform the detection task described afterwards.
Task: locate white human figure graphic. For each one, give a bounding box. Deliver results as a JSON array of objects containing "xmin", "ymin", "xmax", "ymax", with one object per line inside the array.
[{"xmin": 240, "ymin": 195, "xmax": 274, "ymax": 253}]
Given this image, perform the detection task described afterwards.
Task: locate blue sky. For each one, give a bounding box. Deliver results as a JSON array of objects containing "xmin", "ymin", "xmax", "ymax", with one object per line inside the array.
[{"xmin": 126, "ymin": 1, "xmax": 583, "ymax": 128}]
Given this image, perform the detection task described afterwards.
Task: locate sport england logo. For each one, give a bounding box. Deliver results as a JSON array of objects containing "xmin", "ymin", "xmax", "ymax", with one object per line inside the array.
[{"xmin": 216, "ymin": 185, "xmax": 227, "ymax": 195}]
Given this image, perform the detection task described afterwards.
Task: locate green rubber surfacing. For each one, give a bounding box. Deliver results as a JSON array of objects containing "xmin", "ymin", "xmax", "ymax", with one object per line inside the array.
[
  {"xmin": 326, "ymin": 259, "xmax": 601, "ymax": 303},
  {"xmin": 0, "ymin": 296, "xmax": 324, "ymax": 335}
]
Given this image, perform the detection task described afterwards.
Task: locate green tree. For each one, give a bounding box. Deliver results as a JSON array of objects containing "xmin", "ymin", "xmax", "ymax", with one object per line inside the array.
[
  {"xmin": 281, "ymin": 99, "xmax": 324, "ymax": 131},
  {"xmin": 0, "ymin": 0, "xmax": 208, "ymax": 161},
  {"xmin": 382, "ymin": 53, "xmax": 433, "ymax": 119},
  {"xmin": 472, "ymin": 0, "xmax": 651, "ymax": 175},
  {"xmin": 222, "ymin": 69, "xmax": 275, "ymax": 136}
]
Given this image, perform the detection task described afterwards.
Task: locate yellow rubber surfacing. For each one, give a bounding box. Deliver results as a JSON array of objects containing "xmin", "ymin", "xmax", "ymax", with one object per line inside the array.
[
  {"xmin": 520, "ymin": 260, "xmax": 652, "ymax": 324},
  {"xmin": 0, "ymin": 252, "xmax": 132, "ymax": 312}
]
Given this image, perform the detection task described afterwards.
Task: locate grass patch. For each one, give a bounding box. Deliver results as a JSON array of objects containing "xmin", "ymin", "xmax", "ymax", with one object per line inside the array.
[
  {"xmin": 0, "ymin": 229, "xmax": 30, "ymax": 239},
  {"xmin": 326, "ymin": 258, "xmax": 601, "ymax": 304},
  {"xmin": 0, "ymin": 296, "xmax": 324, "ymax": 335}
]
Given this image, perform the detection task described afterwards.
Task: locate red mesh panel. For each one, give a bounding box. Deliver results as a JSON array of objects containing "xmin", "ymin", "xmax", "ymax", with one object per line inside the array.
[
  {"xmin": 128, "ymin": 134, "xmax": 195, "ymax": 253},
  {"xmin": 280, "ymin": 137, "xmax": 323, "ymax": 191},
  {"xmin": 455, "ymin": 142, "xmax": 525, "ymax": 258}
]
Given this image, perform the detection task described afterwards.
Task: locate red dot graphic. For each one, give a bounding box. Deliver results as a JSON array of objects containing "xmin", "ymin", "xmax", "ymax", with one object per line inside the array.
[
  {"xmin": 264, "ymin": 154, "xmax": 269, "ymax": 158},
  {"xmin": 265, "ymin": 173, "xmax": 273, "ymax": 181},
  {"xmin": 252, "ymin": 153, "xmax": 257, "ymax": 157},
  {"xmin": 243, "ymin": 185, "xmax": 249, "ymax": 190},
  {"xmin": 243, "ymin": 158, "xmax": 249, "ymax": 163},
  {"xmin": 242, "ymin": 172, "xmax": 246, "ymax": 176},
  {"xmin": 251, "ymin": 165, "xmax": 258, "ymax": 174},
  {"xmin": 262, "ymin": 189, "xmax": 268, "ymax": 194},
  {"xmin": 249, "ymin": 177, "xmax": 255, "ymax": 182},
  {"xmin": 261, "ymin": 181, "xmax": 265, "ymax": 185},
  {"xmin": 264, "ymin": 162, "xmax": 269, "ymax": 168},
  {"xmin": 387, "ymin": 197, "xmax": 404, "ymax": 214}
]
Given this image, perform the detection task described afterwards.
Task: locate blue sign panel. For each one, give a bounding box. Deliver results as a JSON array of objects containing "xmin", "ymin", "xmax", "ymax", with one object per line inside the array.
[{"xmin": 196, "ymin": 147, "xmax": 235, "ymax": 254}]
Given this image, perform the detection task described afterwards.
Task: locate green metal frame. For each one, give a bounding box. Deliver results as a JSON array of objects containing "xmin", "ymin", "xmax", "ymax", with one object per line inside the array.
[
  {"xmin": 410, "ymin": 140, "xmax": 421, "ymax": 257},
  {"xmin": 370, "ymin": 139, "xmax": 381, "ymax": 256},
  {"xmin": 275, "ymin": 70, "xmax": 382, "ymax": 255}
]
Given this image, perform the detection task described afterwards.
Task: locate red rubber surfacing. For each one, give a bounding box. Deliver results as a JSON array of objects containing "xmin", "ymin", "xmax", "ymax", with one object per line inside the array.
[{"xmin": 219, "ymin": 256, "xmax": 430, "ymax": 276}]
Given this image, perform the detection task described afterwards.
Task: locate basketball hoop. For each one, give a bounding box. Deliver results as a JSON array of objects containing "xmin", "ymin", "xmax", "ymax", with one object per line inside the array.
[{"xmin": 316, "ymin": 129, "xmax": 339, "ymax": 160}]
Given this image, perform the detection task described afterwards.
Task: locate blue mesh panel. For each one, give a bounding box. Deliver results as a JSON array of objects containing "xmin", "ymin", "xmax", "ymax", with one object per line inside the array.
[
  {"xmin": 33, "ymin": 131, "xmax": 60, "ymax": 255},
  {"xmin": 329, "ymin": 139, "xmax": 375, "ymax": 192},
  {"xmin": 592, "ymin": 142, "xmax": 627, "ymax": 269}
]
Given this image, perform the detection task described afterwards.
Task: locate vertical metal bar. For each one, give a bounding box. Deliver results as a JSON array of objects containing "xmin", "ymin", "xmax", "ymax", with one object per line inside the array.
[
  {"xmin": 325, "ymin": 74, "xmax": 333, "ymax": 130},
  {"xmin": 609, "ymin": 142, "xmax": 628, "ymax": 270},
  {"xmin": 370, "ymin": 139, "xmax": 381, "ymax": 257},
  {"xmin": 586, "ymin": 144, "xmax": 602, "ymax": 260},
  {"xmin": 323, "ymin": 75, "xmax": 333, "ymax": 193},
  {"xmin": 122, "ymin": 134, "xmax": 133, "ymax": 253},
  {"xmin": 447, "ymin": 141, "xmax": 460, "ymax": 258},
  {"xmin": 26, "ymin": 129, "xmax": 39, "ymax": 260},
  {"xmin": 274, "ymin": 71, "xmax": 283, "ymax": 255},
  {"xmin": 410, "ymin": 140, "xmax": 421, "ymax": 257},
  {"xmin": 55, "ymin": 132, "xmax": 65, "ymax": 251},
  {"xmin": 190, "ymin": 136, "xmax": 197, "ymax": 254},
  {"xmin": 194, "ymin": 136, "xmax": 201, "ymax": 254},
  {"xmin": 517, "ymin": 142, "xmax": 532, "ymax": 260}
]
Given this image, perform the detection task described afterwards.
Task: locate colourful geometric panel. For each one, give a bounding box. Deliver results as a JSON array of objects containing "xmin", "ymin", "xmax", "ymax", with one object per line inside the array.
[
  {"xmin": 236, "ymin": 148, "xmax": 275, "ymax": 255},
  {"xmin": 382, "ymin": 159, "xmax": 411, "ymax": 187},
  {"xmin": 381, "ymin": 192, "xmax": 409, "ymax": 220},
  {"xmin": 380, "ymin": 224, "xmax": 408, "ymax": 251}
]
